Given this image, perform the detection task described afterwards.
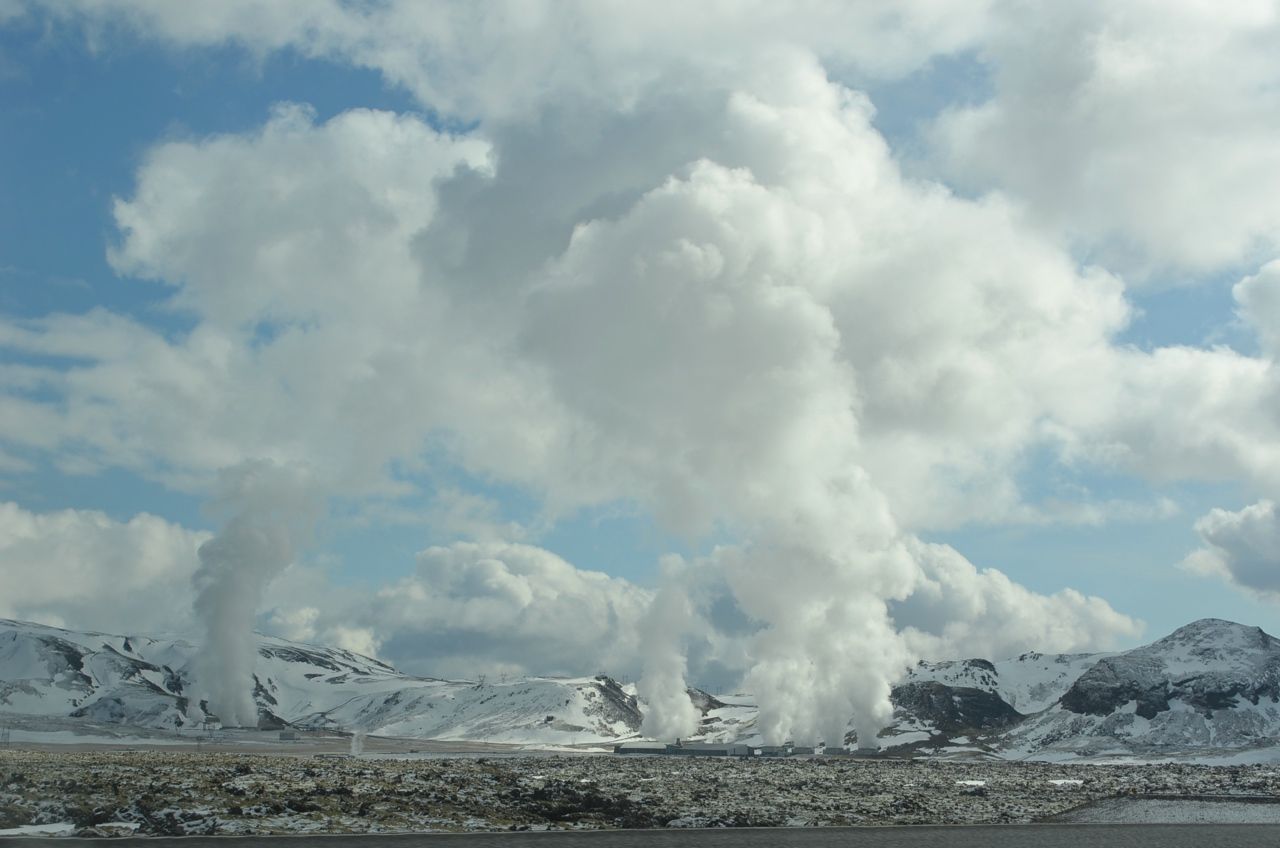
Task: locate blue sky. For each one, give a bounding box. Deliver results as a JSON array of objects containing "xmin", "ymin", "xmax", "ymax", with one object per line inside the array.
[{"xmin": 3, "ymin": 2, "xmax": 1280, "ymax": 695}]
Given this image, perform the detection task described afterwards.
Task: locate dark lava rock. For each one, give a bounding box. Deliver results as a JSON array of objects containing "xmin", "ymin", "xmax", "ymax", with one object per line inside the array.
[
  {"xmin": 1060, "ymin": 620, "xmax": 1280, "ymax": 720},
  {"xmin": 687, "ymin": 687, "xmax": 727, "ymax": 715},
  {"xmin": 1060, "ymin": 655, "xmax": 1170, "ymax": 719},
  {"xmin": 891, "ymin": 682, "xmax": 1023, "ymax": 733}
]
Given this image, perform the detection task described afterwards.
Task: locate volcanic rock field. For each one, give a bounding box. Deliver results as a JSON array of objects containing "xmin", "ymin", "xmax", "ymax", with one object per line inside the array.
[{"xmin": 5, "ymin": 750, "xmax": 1280, "ymax": 835}]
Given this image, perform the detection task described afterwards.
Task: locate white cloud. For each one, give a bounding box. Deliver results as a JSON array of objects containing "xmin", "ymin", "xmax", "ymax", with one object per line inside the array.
[
  {"xmin": 270, "ymin": 605, "xmax": 383, "ymax": 660},
  {"xmin": 0, "ymin": 501, "xmax": 207, "ymax": 634},
  {"xmin": 0, "ymin": 106, "xmax": 531, "ymax": 497},
  {"xmin": 8, "ymin": 3, "xmax": 1274, "ymax": 535},
  {"xmin": 1005, "ymin": 496, "xmax": 1180, "ymax": 527},
  {"xmin": 0, "ymin": 60, "xmax": 1139, "ymax": 532},
  {"xmin": 1235, "ymin": 259, "xmax": 1280, "ymax": 356},
  {"xmin": 1184, "ymin": 500, "xmax": 1280, "ymax": 598},
  {"xmin": 265, "ymin": 605, "xmax": 321, "ymax": 644},
  {"xmin": 932, "ymin": 0, "xmax": 1280, "ymax": 277},
  {"xmin": 109, "ymin": 104, "xmax": 491, "ymax": 328},
  {"xmin": 353, "ymin": 542, "xmax": 652, "ymax": 680},
  {"xmin": 418, "ymin": 488, "xmax": 533, "ymax": 544},
  {"xmin": 24, "ymin": 1, "xmax": 996, "ymax": 120},
  {"xmin": 895, "ymin": 539, "xmax": 1144, "ymax": 660},
  {"xmin": 513, "ymin": 67, "xmax": 1137, "ymax": 533},
  {"xmin": 1053, "ymin": 346, "xmax": 1280, "ymax": 490}
]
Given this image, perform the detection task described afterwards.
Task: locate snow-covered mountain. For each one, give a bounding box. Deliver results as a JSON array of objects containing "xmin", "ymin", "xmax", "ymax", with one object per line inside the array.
[
  {"xmin": 5, "ymin": 616, "xmax": 1280, "ymax": 759},
  {"xmin": 998, "ymin": 618, "xmax": 1280, "ymax": 758},
  {"xmin": 0, "ymin": 618, "xmax": 641, "ymax": 745},
  {"xmin": 904, "ymin": 650, "xmax": 1109, "ymax": 714},
  {"xmin": 869, "ymin": 618, "xmax": 1280, "ymax": 760}
]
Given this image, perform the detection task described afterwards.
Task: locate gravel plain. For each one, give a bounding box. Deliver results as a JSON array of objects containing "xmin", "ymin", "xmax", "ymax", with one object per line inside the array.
[{"xmin": 4, "ymin": 750, "xmax": 1280, "ymax": 836}]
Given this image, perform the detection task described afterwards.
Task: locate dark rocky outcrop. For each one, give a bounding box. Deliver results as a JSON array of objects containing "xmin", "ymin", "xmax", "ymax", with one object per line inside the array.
[
  {"xmin": 584, "ymin": 675, "xmax": 642, "ymax": 731},
  {"xmin": 1059, "ymin": 655, "xmax": 1171, "ymax": 719},
  {"xmin": 891, "ymin": 682, "xmax": 1023, "ymax": 733},
  {"xmin": 686, "ymin": 687, "xmax": 727, "ymax": 715},
  {"xmin": 1060, "ymin": 620, "xmax": 1280, "ymax": 720}
]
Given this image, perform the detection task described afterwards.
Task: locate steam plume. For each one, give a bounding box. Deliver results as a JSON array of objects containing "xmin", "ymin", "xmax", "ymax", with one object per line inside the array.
[
  {"xmin": 638, "ymin": 557, "xmax": 701, "ymax": 740},
  {"xmin": 191, "ymin": 460, "xmax": 320, "ymax": 728}
]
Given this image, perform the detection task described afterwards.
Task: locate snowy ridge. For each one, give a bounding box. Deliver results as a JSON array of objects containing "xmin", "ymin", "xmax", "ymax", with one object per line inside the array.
[
  {"xmin": 5, "ymin": 617, "xmax": 1280, "ymax": 759},
  {"xmin": 999, "ymin": 619, "xmax": 1280, "ymax": 759},
  {"xmin": 0, "ymin": 618, "xmax": 641, "ymax": 745},
  {"xmin": 904, "ymin": 650, "xmax": 1108, "ymax": 714}
]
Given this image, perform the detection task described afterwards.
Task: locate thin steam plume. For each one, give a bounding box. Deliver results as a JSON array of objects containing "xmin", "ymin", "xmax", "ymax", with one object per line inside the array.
[
  {"xmin": 638, "ymin": 557, "xmax": 701, "ymax": 740},
  {"xmin": 192, "ymin": 460, "xmax": 321, "ymax": 728}
]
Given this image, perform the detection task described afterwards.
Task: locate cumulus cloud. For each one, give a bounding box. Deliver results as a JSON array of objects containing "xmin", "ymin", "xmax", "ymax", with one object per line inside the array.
[
  {"xmin": 1052, "ymin": 346, "xmax": 1280, "ymax": 490},
  {"xmin": 21, "ymin": 0, "xmax": 996, "ymax": 120},
  {"xmin": 932, "ymin": 0, "xmax": 1280, "ymax": 276},
  {"xmin": 0, "ymin": 58, "xmax": 1142, "ymax": 531},
  {"xmin": 267, "ymin": 606, "xmax": 383, "ymax": 661},
  {"xmin": 353, "ymin": 542, "xmax": 652, "ymax": 680},
  {"xmin": 894, "ymin": 539, "xmax": 1144, "ymax": 660},
  {"xmin": 109, "ymin": 103, "xmax": 491, "ymax": 328},
  {"xmin": 1184, "ymin": 500, "xmax": 1280, "ymax": 598},
  {"xmin": 513, "ymin": 66, "xmax": 1134, "ymax": 534},
  {"xmin": 0, "ymin": 502, "xmax": 207, "ymax": 633},
  {"xmin": 0, "ymin": 106, "xmax": 517, "ymax": 497},
  {"xmin": 419, "ymin": 489, "xmax": 533, "ymax": 544},
  {"xmin": 1235, "ymin": 259, "xmax": 1280, "ymax": 356},
  {"xmin": 7, "ymin": 2, "xmax": 1273, "ymax": 536}
]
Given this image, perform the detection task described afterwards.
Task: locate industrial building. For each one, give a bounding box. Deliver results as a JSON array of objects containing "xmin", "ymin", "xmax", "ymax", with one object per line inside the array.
[
  {"xmin": 614, "ymin": 740, "xmax": 846, "ymax": 757},
  {"xmin": 614, "ymin": 741, "xmax": 750, "ymax": 757}
]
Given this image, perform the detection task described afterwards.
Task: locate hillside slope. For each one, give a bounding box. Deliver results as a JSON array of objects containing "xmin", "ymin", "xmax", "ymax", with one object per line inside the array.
[
  {"xmin": 0, "ymin": 619, "xmax": 641, "ymax": 744},
  {"xmin": 1001, "ymin": 619, "xmax": 1280, "ymax": 758},
  {"xmin": 5, "ymin": 616, "xmax": 1280, "ymax": 759}
]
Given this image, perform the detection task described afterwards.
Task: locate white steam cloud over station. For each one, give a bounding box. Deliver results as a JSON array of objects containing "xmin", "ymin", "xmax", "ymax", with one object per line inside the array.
[{"xmin": 4, "ymin": 1, "xmax": 1280, "ymax": 745}]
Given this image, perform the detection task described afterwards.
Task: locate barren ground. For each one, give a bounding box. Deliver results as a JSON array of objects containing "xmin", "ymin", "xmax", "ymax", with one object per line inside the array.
[{"xmin": 5, "ymin": 748, "xmax": 1280, "ymax": 836}]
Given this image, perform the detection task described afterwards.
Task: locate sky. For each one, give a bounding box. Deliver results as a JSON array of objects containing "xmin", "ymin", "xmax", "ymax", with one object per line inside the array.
[{"xmin": 3, "ymin": 1, "xmax": 1280, "ymax": 739}]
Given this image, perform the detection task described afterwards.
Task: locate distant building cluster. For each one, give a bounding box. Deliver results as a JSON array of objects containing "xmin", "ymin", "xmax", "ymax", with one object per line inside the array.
[{"xmin": 613, "ymin": 741, "xmax": 855, "ymax": 758}]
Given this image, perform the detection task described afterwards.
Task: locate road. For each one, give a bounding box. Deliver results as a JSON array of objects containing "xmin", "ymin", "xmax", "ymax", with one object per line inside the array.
[{"xmin": 14, "ymin": 826, "xmax": 1279, "ymax": 848}]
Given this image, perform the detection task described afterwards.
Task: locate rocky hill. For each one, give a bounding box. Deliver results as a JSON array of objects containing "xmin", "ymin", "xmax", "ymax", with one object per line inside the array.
[
  {"xmin": 997, "ymin": 619, "xmax": 1280, "ymax": 758},
  {"xmin": 686, "ymin": 619, "xmax": 1280, "ymax": 760}
]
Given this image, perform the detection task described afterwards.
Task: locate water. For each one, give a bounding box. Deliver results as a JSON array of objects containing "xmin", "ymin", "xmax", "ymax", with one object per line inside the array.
[{"xmin": 1053, "ymin": 797, "xmax": 1280, "ymax": 824}]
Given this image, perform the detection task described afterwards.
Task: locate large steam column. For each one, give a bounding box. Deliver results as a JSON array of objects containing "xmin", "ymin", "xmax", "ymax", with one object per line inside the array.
[{"xmin": 191, "ymin": 460, "xmax": 320, "ymax": 729}]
